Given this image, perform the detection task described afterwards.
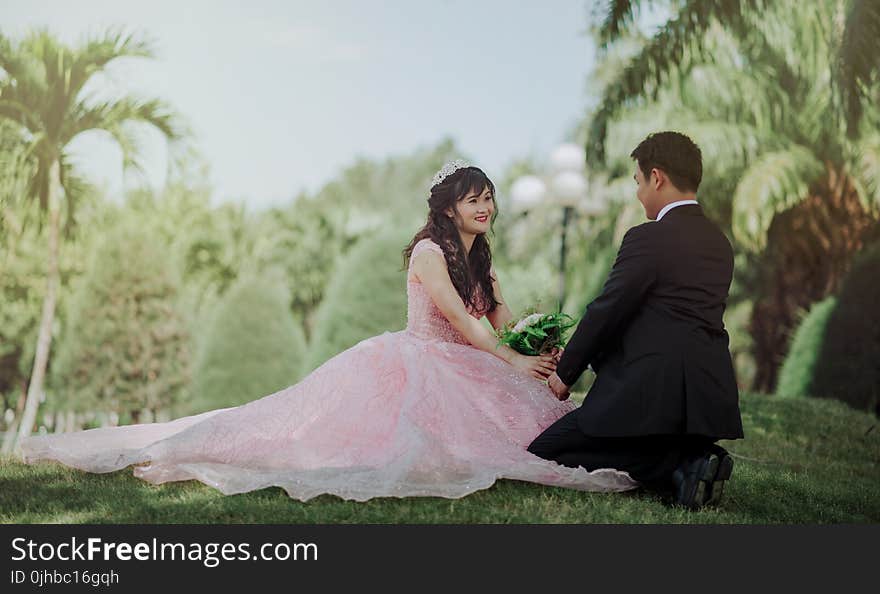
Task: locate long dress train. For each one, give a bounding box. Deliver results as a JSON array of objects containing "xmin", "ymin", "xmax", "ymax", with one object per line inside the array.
[{"xmin": 21, "ymin": 238, "xmax": 637, "ymax": 501}]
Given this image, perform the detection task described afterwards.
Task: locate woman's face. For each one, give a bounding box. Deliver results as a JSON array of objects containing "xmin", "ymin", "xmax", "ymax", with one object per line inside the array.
[{"xmin": 450, "ymin": 185, "xmax": 494, "ymax": 235}]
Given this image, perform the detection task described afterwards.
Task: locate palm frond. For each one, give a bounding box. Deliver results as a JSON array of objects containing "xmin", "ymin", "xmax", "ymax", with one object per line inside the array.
[
  {"xmin": 675, "ymin": 33, "xmax": 796, "ymax": 132},
  {"xmin": 75, "ymin": 28, "xmax": 153, "ymax": 69},
  {"xmin": 19, "ymin": 29, "xmax": 76, "ymax": 139},
  {"xmin": 67, "ymin": 28, "xmax": 154, "ymax": 102},
  {"xmin": 0, "ymin": 95, "xmax": 42, "ymax": 133},
  {"xmin": 848, "ymin": 132, "xmax": 880, "ymax": 213},
  {"xmin": 598, "ymin": 0, "xmax": 639, "ymax": 48},
  {"xmin": 64, "ymin": 96, "xmax": 184, "ymax": 144},
  {"xmin": 587, "ymin": 0, "xmax": 770, "ymax": 163},
  {"xmin": 104, "ymin": 121, "xmax": 145, "ymax": 172},
  {"xmin": 603, "ymin": 84, "xmax": 781, "ymax": 179},
  {"xmin": 731, "ymin": 146, "xmax": 825, "ymax": 251},
  {"xmin": 58, "ymin": 152, "xmax": 93, "ymax": 237},
  {"xmin": 0, "ymin": 37, "xmax": 49, "ymax": 134},
  {"xmin": 677, "ymin": 120, "xmax": 777, "ymax": 174},
  {"xmin": 837, "ymin": 0, "xmax": 880, "ymax": 136},
  {"xmin": 602, "ymin": 105, "xmax": 670, "ymax": 173},
  {"xmin": 748, "ymin": 5, "xmax": 836, "ymax": 148},
  {"xmin": 0, "ymin": 30, "xmax": 46, "ymax": 93},
  {"xmin": 0, "ymin": 122, "xmax": 36, "ymax": 216},
  {"xmin": 25, "ymin": 154, "xmax": 50, "ymax": 214}
]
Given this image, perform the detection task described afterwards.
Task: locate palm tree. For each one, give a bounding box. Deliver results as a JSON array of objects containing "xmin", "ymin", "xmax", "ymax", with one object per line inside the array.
[
  {"xmin": 0, "ymin": 29, "xmax": 183, "ymax": 447},
  {"xmin": 586, "ymin": 0, "xmax": 880, "ymax": 390},
  {"xmin": 591, "ymin": 0, "xmax": 880, "ymax": 152},
  {"xmin": 0, "ymin": 120, "xmax": 38, "ymax": 452}
]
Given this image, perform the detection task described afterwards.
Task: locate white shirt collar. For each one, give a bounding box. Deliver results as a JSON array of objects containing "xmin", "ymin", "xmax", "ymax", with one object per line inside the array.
[{"xmin": 656, "ymin": 200, "xmax": 699, "ymax": 221}]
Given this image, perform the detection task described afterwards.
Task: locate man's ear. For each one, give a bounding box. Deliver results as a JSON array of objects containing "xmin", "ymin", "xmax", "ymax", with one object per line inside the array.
[{"xmin": 651, "ymin": 168, "xmax": 665, "ymax": 190}]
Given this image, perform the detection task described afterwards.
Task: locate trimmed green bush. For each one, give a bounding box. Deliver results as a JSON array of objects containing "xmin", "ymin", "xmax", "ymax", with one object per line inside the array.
[
  {"xmin": 302, "ymin": 227, "xmax": 412, "ymax": 373},
  {"xmin": 812, "ymin": 243, "xmax": 880, "ymax": 416},
  {"xmin": 50, "ymin": 224, "xmax": 190, "ymax": 421},
  {"xmin": 189, "ymin": 274, "xmax": 306, "ymax": 413},
  {"xmin": 775, "ymin": 296, "xmax": 837, "ymax": 398}
]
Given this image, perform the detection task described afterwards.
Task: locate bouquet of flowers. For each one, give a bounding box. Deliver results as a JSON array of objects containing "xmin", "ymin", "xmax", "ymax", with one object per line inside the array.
[{"xmin": 496, "ymin": 310, "xmax": 576, "ymax": 356}]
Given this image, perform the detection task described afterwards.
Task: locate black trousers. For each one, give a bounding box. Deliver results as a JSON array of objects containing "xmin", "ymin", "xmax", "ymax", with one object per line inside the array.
[{"xmin": 527, "ymin": 409, "xmax": 715, "ymax": 491}]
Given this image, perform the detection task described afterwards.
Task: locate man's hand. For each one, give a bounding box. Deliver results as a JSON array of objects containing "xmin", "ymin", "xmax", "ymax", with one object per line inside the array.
[{"xmin": 547, "ymin": 372, "xmax": 571, "ymax": 401}]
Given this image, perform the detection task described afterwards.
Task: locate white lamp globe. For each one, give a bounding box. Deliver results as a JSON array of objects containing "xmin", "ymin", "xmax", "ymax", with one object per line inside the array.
[
  {"xmin": 580, "ymin": 194, "xmax": 608, "ymax": 216},
  {"xmin": 551, "ymin": 170, "xmax": 587, "ymax": 205},
  {"xmin": 509, "ymin": 175, "xmax": 547, "ymax": 210},
  {"xmin": 550, "ymin": 143, "xmax": 586, "ymax": 173}
]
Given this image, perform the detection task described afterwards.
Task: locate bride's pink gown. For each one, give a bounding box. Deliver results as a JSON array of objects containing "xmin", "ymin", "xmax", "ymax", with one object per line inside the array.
[{"xmin": 21, "ymin": 239, "xmax": 637, "ymax": 501}]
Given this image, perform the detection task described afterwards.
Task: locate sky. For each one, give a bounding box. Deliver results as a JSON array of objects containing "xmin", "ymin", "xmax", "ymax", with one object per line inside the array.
[{"xmin": 3, "ymin": 0, "xmax": 641, "ymax": 211}]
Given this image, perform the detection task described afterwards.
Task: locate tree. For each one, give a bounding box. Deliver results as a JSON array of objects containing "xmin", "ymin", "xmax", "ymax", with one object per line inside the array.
[
  {"xmin": 255, "ymin": 196, "xmax": 343, "ymax": 337},
  {"xmin": 302, "ymin": 227, "xmax": 412, "ymax": 374},
  {"xmin": 189, "ymin": 274, "xmax": 306, "ymax": 413},
  {"xmin": 253, "ymin": 139, "xmax": 462, "ymax": 336},
  {"xmin": 50, "ymin": 223, "xmax": 190, "ymax": 422},
  {"xmin": 585, "ymin": 0, "xmax": 880, "ymax": 390},
  {"xmin": 0, "ymin": 125, "xmax": 38, "ymax": 450},
  {"xmin": 592, "ymin": 0, "xmax": 880, "ymax": 151},
  {"xmin": 0, "ymin": 29, "xmax": 183, "ymax": 447}
]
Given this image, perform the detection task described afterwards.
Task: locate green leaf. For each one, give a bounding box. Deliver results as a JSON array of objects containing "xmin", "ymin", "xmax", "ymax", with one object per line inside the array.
[{"xmin": 731, "ymin": 146, "xmax": 825, "ymax": 251}]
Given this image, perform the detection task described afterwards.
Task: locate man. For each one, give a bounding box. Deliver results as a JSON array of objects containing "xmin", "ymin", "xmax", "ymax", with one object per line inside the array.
[{"xmin": 528, "ymin": 131, "xmax": 744, "ymax": 509}]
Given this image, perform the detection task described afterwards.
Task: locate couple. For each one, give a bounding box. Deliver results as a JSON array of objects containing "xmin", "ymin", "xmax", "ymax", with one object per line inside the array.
[{"xmin": 21, "ymin": 131, "xmax": 743, "ymax": 508}]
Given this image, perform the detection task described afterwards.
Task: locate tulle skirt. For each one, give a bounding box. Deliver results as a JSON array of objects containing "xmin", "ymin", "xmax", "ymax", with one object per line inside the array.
[{"xmin": 21, "ymin": 331, "xmax": 637, "ymax": 501}]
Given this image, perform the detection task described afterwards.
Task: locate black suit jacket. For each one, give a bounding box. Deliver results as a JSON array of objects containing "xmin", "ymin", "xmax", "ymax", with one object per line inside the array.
[{"xmin": 556, "ymin": 204, "xmax": 743, "ymax": 439}]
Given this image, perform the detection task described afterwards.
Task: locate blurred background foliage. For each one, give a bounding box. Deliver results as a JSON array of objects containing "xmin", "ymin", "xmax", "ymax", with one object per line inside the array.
[
  {"xmin": 190, "ymin": 273, "xmax": 307, "ymax": 414},
  {"xmin": 1, "ymin": 0, "xmax": 877, "ymax": 446}
]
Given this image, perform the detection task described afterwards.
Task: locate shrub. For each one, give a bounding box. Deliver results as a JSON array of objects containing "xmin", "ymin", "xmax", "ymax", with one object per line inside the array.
[
  {"xmin": 189, "ymin": 274, "xmax": 306, "ymax": 413},
  {"xmin": 302, "ymin": 227, "xmax": 411, "ymax": 373},
  {"xmin": 51, "ymin": 224, "xmax": 190, "ymax": 421},
  {"xmin": 775, "ymin": 297, "xmax": 837, "ymax": 398},
  {"xmin": 812, "ymin": 243, "xmax": 880, "ymax": 416}
]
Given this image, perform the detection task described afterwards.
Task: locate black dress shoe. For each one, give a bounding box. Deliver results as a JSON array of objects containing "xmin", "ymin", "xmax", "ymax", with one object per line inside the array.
[
  {"xmin": 671, "ymin": 452, "xmax": 719, "ymax": 510},
  {"xmin": 704, "ymin": 445, "xmax": 734, "ymax": 507}
]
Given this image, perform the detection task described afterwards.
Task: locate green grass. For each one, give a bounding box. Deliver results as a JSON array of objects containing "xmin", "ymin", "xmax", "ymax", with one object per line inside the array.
[{"xmin": 1, "ymin": 392, "xmax": 878, "ymax": 524}]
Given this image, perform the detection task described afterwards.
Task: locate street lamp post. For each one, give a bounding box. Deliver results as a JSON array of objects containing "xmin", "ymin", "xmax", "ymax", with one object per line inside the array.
[
  {"xmin": 558, "ymin": 203, "xmax": 573, "ymax": 312},
  {"xmin": 510, "ymin": 143, "xmax": 605, "ymax": 311}
]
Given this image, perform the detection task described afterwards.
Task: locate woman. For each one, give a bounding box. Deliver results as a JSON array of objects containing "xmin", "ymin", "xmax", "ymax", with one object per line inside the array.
[{"xmin": 21, "ymin": 161, "xmax": 636, "ymax": 501}]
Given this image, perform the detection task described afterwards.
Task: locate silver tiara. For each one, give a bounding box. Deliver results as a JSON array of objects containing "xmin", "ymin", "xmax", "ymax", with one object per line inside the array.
[{"xmin": 428, "ymin": 159, "xmax": 470, "ymax": 196}]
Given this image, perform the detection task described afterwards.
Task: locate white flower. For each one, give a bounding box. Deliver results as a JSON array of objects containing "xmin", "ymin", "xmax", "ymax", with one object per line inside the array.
[{"xmin": 513, "ymin": 313, "xmax": 545, "ymax": 333}]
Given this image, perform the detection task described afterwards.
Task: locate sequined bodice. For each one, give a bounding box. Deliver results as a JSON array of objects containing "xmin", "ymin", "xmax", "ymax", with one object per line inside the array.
[{"xmin": 406, "ymin": 239, "xmax": 486, "ymax": 345}]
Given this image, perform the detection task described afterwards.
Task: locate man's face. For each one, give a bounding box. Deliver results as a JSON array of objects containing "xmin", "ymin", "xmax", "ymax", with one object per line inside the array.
[{"xmin": 634, "ymin": 164, "xmax": 658, "ymax": 220}]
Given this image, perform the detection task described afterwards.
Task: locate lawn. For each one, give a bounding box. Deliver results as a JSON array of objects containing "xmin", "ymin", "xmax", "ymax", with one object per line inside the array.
[{"xmin": 1, "ymin": 392, "xmax": 878, "ymax": 524}]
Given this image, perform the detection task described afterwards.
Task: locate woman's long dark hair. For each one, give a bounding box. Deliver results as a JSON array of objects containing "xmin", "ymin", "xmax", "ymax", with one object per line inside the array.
[{"xmin": 403, "ymin": 166, "xmax": 500, "ymax": 314}]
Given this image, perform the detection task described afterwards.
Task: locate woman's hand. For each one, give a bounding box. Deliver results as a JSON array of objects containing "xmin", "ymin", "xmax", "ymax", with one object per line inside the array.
[{"xmin": 510, "ymin": 353, "xmax": 558, "ymax": 380}]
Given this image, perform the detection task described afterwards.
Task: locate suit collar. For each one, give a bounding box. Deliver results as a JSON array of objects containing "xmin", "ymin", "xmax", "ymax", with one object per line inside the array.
[{"xmin": 657, "ymin": 202, "xmax": 702, "ymax": 221}]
